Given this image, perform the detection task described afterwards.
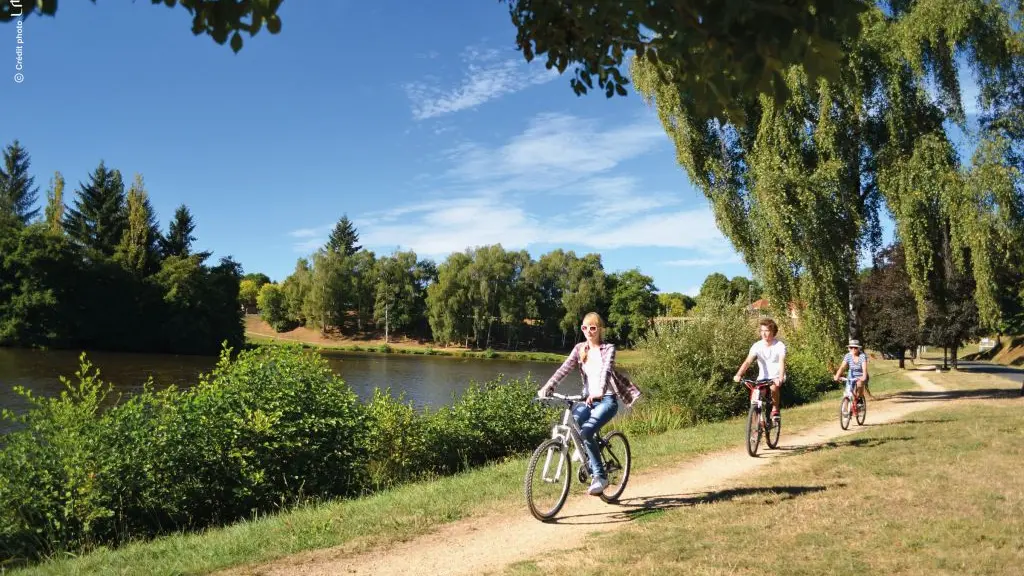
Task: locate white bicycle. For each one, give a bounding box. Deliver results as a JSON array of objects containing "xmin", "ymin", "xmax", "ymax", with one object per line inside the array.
[{"xmin": 524, "ymin": 392, "xmax": 632, "ymax": 521}]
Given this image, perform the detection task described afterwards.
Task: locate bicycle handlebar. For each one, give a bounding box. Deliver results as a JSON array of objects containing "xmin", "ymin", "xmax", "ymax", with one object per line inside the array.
[{"xmin": 536, "ymin": 391, "xmax": 585, "ymax": 402}]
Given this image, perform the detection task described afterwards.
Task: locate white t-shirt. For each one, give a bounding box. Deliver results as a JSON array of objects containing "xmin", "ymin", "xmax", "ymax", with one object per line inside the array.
[
  {"xmin": 749, "ymin": 339, "xmax": 786, "ymax": 380},
  {"xmin": 582, "ymin": 347, "xmax": 606, "ymax": 397}
]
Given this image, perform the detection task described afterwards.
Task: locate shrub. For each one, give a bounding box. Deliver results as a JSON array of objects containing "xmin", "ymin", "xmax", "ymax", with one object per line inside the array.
[
  {"xmin": 629, "ymin": 303, "xmax": 754, "ymax": 425},
  {"xmin": 0, "ymin": 356, "xmax": 117, "ymax": 562},
  {"xmin": 0, "ymin": 345, "xmax": 369, "ymax": 565},
  {"xmin": 628, "ymin": 303, "xmax": 834, "ymax": 430},
  {"xmin": 364, "ymin": 389, "xmax": 431, "ymax": 489},
  {"xmin": 420, "ymin": 376, "xmax": 553, "ymax": 475}
]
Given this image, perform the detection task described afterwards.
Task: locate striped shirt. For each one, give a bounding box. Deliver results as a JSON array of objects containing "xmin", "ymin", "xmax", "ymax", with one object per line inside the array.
[
  {"xmin": 545, "ymin": 342, "xmax": 616, "ymax": 397},
  {"xmin": 844, "ymin": 352, "xmax": 867, "ymax": 381}
]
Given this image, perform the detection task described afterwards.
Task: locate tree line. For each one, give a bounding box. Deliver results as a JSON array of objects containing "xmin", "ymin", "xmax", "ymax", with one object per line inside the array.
[
  {"xmin": 250, "ymin": 217, "xmax": 714, "ymax": 350},
  {"xmin": 0, "ymin": 139, "xmax": 244, "ymax": 354}
]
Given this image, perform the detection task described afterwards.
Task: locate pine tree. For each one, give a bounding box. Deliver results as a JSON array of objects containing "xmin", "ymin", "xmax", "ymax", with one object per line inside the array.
[
  {"xmin": 43, "ymin": 171, "xmax": 65, "ymax": 235},
  {"xmin": 160, "ymin": 204, "xmax": 197, "ymax": 258},
  {"xmin": 63, "ymin": 161, "xmax": 127, "ymax": 256},
  {"xmin": 0, "ymin": 140, "xmax": 40, "ymax": 225},
  {"xmin": 326, "ymin": 214, "xmax": 361, "ymax": 256}
]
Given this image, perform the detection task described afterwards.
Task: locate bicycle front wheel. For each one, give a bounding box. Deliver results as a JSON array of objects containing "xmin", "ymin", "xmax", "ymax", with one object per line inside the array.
[
  {"xmin": 599, "ymin": 431, "xmax": 631, "ymax": 503},
  {"xmin": 524, "ymin": 438, "xmax": 571, "ymax": 521},
  {"xmin": 856, "ymin": 396, "xmax": 867, "ymax": 425},
  {"xmin": 840, "ymin": 397, "xmax": 852, "ymax": 430},
  {"xmin": 745, "ymin": 404, "xmax": 762, "ymax": 457}
]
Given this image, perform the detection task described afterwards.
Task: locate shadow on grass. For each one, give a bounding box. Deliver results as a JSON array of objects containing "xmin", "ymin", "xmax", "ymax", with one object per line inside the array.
[
  {"xmin": 888, "ymin": 388, "xmax": 1022, "ymax": 403},
  {"xmin": 550, "ymin": 485, "xmax": 831, "ymax": 525},
  {"xmin": 955, "ymin": 361, "xmax": 1024, "ymax": 377},
  {"xmin": 771, "ymin": 435, "xmax": 914, "ymax": 457},
  {"xmin": 864, "ymin": 417, "xmax": 956, "ymax": 426}
]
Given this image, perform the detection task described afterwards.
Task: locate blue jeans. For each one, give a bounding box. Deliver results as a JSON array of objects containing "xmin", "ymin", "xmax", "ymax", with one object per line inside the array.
[{"xmin": 572, "ymin": 394, "xmax": 618, "ymax": 481}]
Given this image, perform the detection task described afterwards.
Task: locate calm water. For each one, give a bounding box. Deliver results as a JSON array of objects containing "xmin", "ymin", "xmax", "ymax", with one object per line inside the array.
[{"xmin": 0, "ymin": 347, "xmax": 562, "ymax": 430}]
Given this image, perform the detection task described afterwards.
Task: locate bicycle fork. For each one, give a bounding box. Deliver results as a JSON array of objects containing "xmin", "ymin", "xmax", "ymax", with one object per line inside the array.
[
  {"xmin": 541, "ymin": 410, "xmax": 582, "ymax": 482},
  {"xmin": 542, "ymin": 409, "xmax": 590, "ymax": 483}
]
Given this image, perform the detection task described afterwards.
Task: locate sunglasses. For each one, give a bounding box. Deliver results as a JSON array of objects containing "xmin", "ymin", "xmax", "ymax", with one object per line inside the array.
[{"xmin": 581, "ymin": 325, "xmax": 599, "ymax": 332}]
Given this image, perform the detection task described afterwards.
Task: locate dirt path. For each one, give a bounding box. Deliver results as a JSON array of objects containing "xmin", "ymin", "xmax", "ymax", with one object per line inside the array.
[{"xmin": 222, "ymin": 371, "xmax": 952, "ymax": 576}]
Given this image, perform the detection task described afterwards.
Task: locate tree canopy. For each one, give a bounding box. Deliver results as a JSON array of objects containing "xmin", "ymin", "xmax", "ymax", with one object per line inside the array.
[
  {"xmin": 2, "ymin": 0, "xmax": 283, "ymax": 53},
  {"xmin": 631, "ymin": 0, "xmax": 1024, "ymax": 348},
  {"xmin": 502, "ymin": 0, "xmax": 872, "ymax": 123}
]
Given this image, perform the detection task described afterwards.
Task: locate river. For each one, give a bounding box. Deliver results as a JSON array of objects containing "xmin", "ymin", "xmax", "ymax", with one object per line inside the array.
[{"xmin": 0, "ymin": 347, "xmax": 563, "ymax": 431}]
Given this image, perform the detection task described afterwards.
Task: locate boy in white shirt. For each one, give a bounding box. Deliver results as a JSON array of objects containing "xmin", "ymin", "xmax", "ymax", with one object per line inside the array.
[{"xmin": 733, "ymin": 318, "xmax": 787, "ymax": 420}]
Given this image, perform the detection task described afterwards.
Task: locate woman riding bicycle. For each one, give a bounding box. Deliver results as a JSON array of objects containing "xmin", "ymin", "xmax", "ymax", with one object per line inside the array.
[
  {"xmin": 834, "ymin": 339, "xmax": 870, "ymax": 400},
  {"xmin": 537, "ymin": 311, "xmax": 618, "ymax": 496}
]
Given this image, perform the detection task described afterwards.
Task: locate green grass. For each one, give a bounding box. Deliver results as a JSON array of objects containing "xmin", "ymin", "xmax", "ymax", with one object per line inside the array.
[
  {"xmin": 505, "ymin": 400, "xmax": 1024, "ymax": 575},
  {"xmin": 244, "ymin": 335, "xmax": 590, "ymax": 364},
  {"xmin": 8, "ymin": 365, "xmax": 914, "ymax": 576}
]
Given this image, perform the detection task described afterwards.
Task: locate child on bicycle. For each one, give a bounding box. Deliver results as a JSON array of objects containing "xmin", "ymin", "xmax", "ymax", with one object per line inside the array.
[
  {"xmin": 834, "ymin": 339, "xmax": 870, "ymax": 400},
  {"xmin": 537, "ymin": 311, "xmax": 618, "ymax": 496},
  {"xmin": 732, "ymin": 318, "xmax": 787, "ymax": 420}
]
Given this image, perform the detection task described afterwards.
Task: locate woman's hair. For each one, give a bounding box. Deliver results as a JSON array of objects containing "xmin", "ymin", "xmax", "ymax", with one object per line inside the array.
[{"xmin": 580, "ymin": 312, "xmax": 604, "ymax": 364}]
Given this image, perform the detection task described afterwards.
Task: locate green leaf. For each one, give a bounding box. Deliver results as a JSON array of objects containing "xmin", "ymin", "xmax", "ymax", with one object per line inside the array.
[
  {"xmin": 267, "ymin": 14, "xmax": 282, "ymax": 34},
  {"xmin": 230, "ymin": 31, "xmax": 243, "ymax": 53}
]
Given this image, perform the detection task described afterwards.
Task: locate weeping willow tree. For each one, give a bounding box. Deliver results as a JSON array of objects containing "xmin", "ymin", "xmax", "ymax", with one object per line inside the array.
[{"xmin": 633, "ymin": 0, "xmax": 1023, "ymax": 350}]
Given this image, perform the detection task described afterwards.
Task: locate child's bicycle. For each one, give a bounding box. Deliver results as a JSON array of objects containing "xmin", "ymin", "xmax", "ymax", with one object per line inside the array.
[
  {"xmin": 740, "ymin": 378, "xmax": 781, "ymax": 456},
  {"xmin": 524, "ymin": 392, "xmax": 632, "ymax": 521},
  {"xmin": 839, "ymin": 378, "xmax": 867, "ymax": 430}
]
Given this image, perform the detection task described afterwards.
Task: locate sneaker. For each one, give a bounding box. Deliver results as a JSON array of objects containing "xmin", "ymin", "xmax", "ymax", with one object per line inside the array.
[
  {"xmin": 771, "ymin": 409, "xmax": 781, "ymax": 421},
  {"xmin": 587, "ymin": 477, "xmax": 608, "ymax": 495}
]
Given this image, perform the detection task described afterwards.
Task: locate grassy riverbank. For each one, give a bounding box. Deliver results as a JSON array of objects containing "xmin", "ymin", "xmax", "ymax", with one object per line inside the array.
[
  {"xmin": 9, "ymin": 363, "xmax": 916, "ymax": 575},
  {"xmin": 245, "ymin": 333, "xmax": 647, "ymax": 367}
]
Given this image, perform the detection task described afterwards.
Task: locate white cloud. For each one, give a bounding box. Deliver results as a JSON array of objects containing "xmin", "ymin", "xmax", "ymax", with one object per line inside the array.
[
  {"xmin": 286, "ymin": 225, "xmax": 330, "ymax": 252},
  {"xmin": 664, "ymin": 254, "xmax": 744, "ymax": 267},
  {"xmin": 288, "ymin": 227, "xmax": 323, "ymax": 238},
  {"xmin": 291, "ymin": 111, "xmax": 739, "ymax": 264},
  {"xmin": 445, "ymin": 112, "xmax": 666, "ymax": 193},
  {"xmin": 404, "ymin": 44, "xmax": 559, "ymax": 120}
]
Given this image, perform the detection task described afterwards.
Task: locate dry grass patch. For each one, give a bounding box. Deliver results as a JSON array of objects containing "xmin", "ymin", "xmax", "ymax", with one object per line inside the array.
[{"xmin": 506, "ymin": 403, "xmax": 1024, "ymax": 576}]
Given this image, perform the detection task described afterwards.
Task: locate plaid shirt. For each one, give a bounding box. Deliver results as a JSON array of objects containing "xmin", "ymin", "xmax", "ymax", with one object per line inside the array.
[{"xmin": 544, "ymin": 342, "xmax": 616, "ymax": 397}]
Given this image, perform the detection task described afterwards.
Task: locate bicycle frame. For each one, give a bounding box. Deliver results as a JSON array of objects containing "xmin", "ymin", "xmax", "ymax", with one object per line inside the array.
[
  {"xmin": 539, "ymin": 393, "xmax": 597, "ymax": 482},
  {"xmin": 743, "ymin": 378, "xmax": 775, "ymax": 411}
]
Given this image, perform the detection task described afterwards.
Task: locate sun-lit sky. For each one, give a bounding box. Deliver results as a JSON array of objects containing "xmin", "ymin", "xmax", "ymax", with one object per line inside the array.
[{"xmin": 2, "ymin": 0, "xmax": 983, "ymax": 295}]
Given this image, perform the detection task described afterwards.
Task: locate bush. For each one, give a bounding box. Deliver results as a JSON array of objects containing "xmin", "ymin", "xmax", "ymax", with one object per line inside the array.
[
  {"xmin": 629, "ymin": 303, "xmax": 754, "ymax": 425},
  {"xmin": 0, "ymin": 345, "xmax": 369, "ymax": 565},
  {"xmin": 0, "ymin": 345, "xmax": 559, "ymax": 568},
  {"xmin": 0, "ymin": 357, "xmax": 117, "ymax": 562},
  {"xmin": 628, "ymin": 304, "xmax": 834, "ymax": 431},
  {"xmin": 365, "ymin": 389, "xmax": 431, "ymax": 489},
  {"xmin": 420, "ymin": 376, "xmax": 554, "ymax": 475}
]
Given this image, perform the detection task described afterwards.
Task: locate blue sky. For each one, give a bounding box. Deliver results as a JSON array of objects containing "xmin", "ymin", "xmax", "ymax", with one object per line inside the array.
[{"xmin": 2, "ymin": 0, "xmax": 983, "ymax": 296}]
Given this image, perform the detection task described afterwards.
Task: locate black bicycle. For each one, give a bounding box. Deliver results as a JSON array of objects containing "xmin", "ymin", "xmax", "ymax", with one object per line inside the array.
[
  {"xmin": 740, "ymin": 378, "xmax": 781, "ymax": 456},
  {"xmin": 524, "ymin": 392, "xmax": 632, "ymax": 521}
]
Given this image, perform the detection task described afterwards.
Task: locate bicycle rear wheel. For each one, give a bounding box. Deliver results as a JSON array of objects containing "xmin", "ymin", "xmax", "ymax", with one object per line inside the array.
[
  {"xmin": 856, "ymin": 395, "xmax": 867, "ymax": 425},
  {"xmin": 598, "ymin": 431, "xmax": 631, "ymax": 503},
  {"xmin": 840, "ymin": 397, "xmax": 852, "ymax": 430},
  {"xmin": 524, "ymin": 439, "xmax": 571, "ymax": 521},
  {"xmin": 745, "ymin": 404, "xmax": 762, "ymax": 457}
]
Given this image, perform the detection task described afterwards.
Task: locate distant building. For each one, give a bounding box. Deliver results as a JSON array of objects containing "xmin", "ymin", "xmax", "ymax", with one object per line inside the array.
[{"xmin": 745, "ymin": 298, "xmax": 803, "ymax": 326}]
